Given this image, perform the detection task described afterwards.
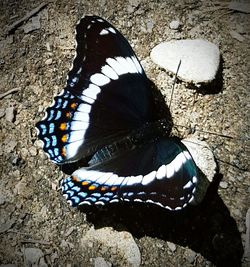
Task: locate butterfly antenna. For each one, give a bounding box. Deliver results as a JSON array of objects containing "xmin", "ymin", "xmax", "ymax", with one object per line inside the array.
[{"xmin": 169, "ymin": 60, "xmax": 182, "ymax": 111}]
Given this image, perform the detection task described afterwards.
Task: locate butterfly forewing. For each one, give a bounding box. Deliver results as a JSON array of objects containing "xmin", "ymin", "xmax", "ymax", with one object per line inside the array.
[{"xmin": 36, "ymin": 16, "xmax": 155, "ymax": 164}]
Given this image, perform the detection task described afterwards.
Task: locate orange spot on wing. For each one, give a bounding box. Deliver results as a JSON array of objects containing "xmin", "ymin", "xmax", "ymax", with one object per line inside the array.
[
  {"xmin": 101, "ymin": 187, "xmax": 107, "ymax": 191},
  {"xmin": 61, "ymin": 147, "xmax": 66, "ymax": 157},
  {"xmin": 60, "ymin": 123, "xmax": 67, "ymax": 130},
  {"xmin": 70, "ymin": 102, "xmax": 77, "ymax": 109},
  {"xmin": 82, "ymin": 181, "xmax": 89, "ymax": 186},
  {"xmin": 61, "ymin": 134, "xmax": 67, "ymax": 143},
  {"xmin": 89, "ymin": 185, "xmax": 96, "ymax": 190},
  {"xmin": 66, "ymin": 112, "xmax": 71, "ymax": 118},
  {"xmin": 111, "ymin": 186, "xmax": 117, "ymax": 191}
]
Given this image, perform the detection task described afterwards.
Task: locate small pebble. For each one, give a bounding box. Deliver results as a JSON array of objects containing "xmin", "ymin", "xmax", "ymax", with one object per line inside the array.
[
  {"xmin": 81, "ymin": 227, "xmax": 141, "ymax": 267},
  {"xmin": 23, "ymin": 247, "xmax": 47, "ymax": 267},
  {"xmin": 23, "ymin": 16, "xmax": 41, "ymax": 33},
  {"xmin": 29, "ymin": 146, "xmax": 38, "ymax": 156},
  {"xmin": 169, "ymin": 20, "xmax": 180, "ymax": 30},
  {"xmin": 94, "ymin": 257, "xmax": 112, "ymax": 267},
  {"xmin": 0, "ymin": 193, "xmax": 6, "ymax": 205},
  {"xmin": 0, "ymin": 108, "xmax": 5, "ymax": 118},
  {"xmin": 167, "ymin": 241, "xmax": 176, "ymax": 252},
  {"xmin": 45, "ymin": 58, "xmax": 53, "ymax": 65},
  {"xmin": 219, "ymin": 181, "xmax": 228, "ymax": 189},
  {"xmin": 51, "ymin": 182, "xmax": 57, "ymax": 191},
  {"xmin": 21, "ymin": 147, "xmax": 29, "ymax": 159},
  {"xmin": 185, "ymin": 249, "xmax": 197, "ymax": 263},
  {"xmin": 4, "ymin": 140, "xmax": 17, "ymax": 154},
  {"xmin": 230, "ymin": 30, "xmax": 245, "ymax": 42},
  {"xmin": 5, "ymin": 107, "xmax": 15, "ymax": 122}
]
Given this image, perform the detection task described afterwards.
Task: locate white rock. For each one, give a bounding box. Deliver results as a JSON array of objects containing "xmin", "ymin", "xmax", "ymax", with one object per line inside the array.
[
  {"xmin": 182, "ymin": 137, "xmax": 216, "ymax": 182},
  {"xmin": 81, "ymin": 227, "xmax": 141, "ymax": 267},
  {"xmin": 151, "ymin": 39, "xmax": 220, "ymax": 84}
]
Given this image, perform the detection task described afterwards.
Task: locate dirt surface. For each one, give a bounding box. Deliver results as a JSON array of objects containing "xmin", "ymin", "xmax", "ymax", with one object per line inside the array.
[{"xmin": 0, "ymin": 0, "xmax": 249, "ymax": 266}]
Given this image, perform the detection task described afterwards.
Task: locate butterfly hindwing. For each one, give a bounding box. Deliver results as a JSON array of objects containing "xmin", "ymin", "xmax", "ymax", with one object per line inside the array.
[{"xmin": 60, "ymin": 138, "xmax": 198, "ymax": 210}]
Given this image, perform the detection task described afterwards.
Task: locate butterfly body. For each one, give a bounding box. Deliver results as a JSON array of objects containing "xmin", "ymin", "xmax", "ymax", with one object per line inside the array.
[{"xmin": 36, "ymin": 16, "xmax": 200, "ymax": 211}]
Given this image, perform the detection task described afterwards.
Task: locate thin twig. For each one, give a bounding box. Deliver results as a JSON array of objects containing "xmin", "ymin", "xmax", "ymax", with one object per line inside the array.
[
  {"xmin": 6, "ymin": 2, "xmax": 47, "ymax": 34},
  {"xmin": 0, "ymin": 87, "xmax": 21, "ymax": 99},
  {"xmin": 169, "ymin": 60, "xmax": 181, "ymax": 111},
  {"xmin": 174, "ymin": 124, "xmax": 248, "ymax": 141}
]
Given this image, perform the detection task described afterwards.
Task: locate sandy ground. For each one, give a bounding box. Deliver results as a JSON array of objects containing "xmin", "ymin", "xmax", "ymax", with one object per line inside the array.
[{"xmin": 0, "ymin": 0, "xmax": 249, "ymax": 266}]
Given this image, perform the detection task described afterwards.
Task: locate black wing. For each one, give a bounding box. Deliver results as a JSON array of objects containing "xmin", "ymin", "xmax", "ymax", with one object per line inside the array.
[
  {"xmin": 60, "ymin": 138, "xmax": 199, "ymax": 211},
  {"xmin": 36, "ymin": 16, "xmax": 156, "ymax": 164}
]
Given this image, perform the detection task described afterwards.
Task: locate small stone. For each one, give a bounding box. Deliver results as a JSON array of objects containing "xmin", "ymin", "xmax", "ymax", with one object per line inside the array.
[
  {"xmin": 23, "ymin": 15, "xmax": 41, "ymax": 33},
  {"xmin": 182, "ymin": 138, "xmax": 216, "ymax": 182},
  {"xmin": 219, "ymin": 181, "xmax": 228, "ymax": 189},
  {"xmin": 45, "ymin": 58, "xmax": 53, "ymax": 65},
  {"xmin": 29, "ymin": 146, "xmax": 38, "ymax": 156},
  {"xmin": 81, "ymin": 227, "xmax": 141, "ymax": 267},
  {"xmin": 4, "ymin": 140, "xmax": 17, "ymax": 153},
  {"xmin": 14, "ymin": 181, "xmax": 27, "ymax": 195},
  {"xmin": 127, "ymin": 0, "xmax": 141, "ymax": 13},
  {"xmin": 146, "ymin": 20, "xmax": 154, "ymax": 33},
  {"xmin": 230, "ymin": 30, "xmax": 245, "ymax": 42},
  {"xmin": 12, "ymin": 170, "xmax": 21, "ymax": 179},
  {"xmin": 65, "ymin": 226, "xmax": 75, "ymax": 237},
  {"xmin": 21, "ymin": 147, "xmax": 29, "ymax": 159},
  {"xmin": 94, "ymin": 257, "xmax": 112, "ymax": 267},
  {"xmin": 51, "ymin": 182, "xmax": 57, "ymax": 191},
  {"xmin": 0, "ymin": 193, "xmax": 6, "ymax": 205},
  {"xmin": 167, "ymin": 241, "xmax": 176, "ymax": 252},
  {"xmin": 185, "ymin": 249, "xmax": 197, "ymax": 263},
  {"xmin": 0, "ymin": 108, "xmax": 5, "ymax": 118},
  {"xmin": 5, "ymin": 107, "xmax": 15, "ymax": 122},
  {"xmin": 169, "ymin": 20, "xmax": 180, "ymax": 30},
  {"xmin": 151, "ymin": 39, "xmax": 220, "ymax": 84},
  {"xmin": 23, "ymin": 248, "xmax": 47, "ymax": 267},
  {"xmin": 46, "ymin": 42, "xmax": 51, "ymax": 52}
]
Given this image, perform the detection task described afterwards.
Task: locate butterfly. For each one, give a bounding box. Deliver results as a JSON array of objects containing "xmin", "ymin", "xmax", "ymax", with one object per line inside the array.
[{"xmin": 36, "ymin": 15, "xmax": 200, "ymax": 211}]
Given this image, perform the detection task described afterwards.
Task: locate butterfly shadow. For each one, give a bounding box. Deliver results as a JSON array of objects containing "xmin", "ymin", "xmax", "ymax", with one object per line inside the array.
[
  {"xmin": 61, "ymin": 78, "xmax": 242, "ymax": 266},
  {"xmin": 79, "ymin": 172, "xmax": 243, "ymax": 267}
]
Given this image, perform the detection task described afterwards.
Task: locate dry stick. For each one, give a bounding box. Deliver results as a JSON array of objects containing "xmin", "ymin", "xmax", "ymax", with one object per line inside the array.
[
  {"xmin": 6, "ymin": 2, "xmax": 47, "ymax": 34},
  {"xmin": 0, "ymin": 87, "xmax": 21, "ymax": 99},
  {"xmin": 169, "ymin": 59, "xmax": 181, "ymax": 112}
]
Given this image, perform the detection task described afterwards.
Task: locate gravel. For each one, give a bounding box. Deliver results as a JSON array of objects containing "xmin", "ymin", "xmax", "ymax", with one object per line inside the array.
[{"xmin": 0, "ymin": 0, "xmax": 249, "ymax": 266}]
